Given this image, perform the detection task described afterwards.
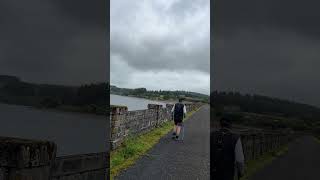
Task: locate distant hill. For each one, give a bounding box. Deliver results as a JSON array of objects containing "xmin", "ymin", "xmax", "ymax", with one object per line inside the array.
[
  {"xmin": 212, "ymin": 91, "xmax": 320, "ymax": 122},
  {"xmin": 111, "ymin": 85, "xmax": 209, "ymax": 103},
  {"xmin": 0, "ymin": 75, "xmax": 107, "ymax": 115},
  {"xmin": 212, "ymin": 91, "xmax": 320, "ymax": 132}
]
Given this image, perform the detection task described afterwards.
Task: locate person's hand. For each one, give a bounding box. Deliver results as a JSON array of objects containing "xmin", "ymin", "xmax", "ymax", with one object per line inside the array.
[{"xmin": 236, "ymin": 162, "xmax": 244, "ymax": 178}]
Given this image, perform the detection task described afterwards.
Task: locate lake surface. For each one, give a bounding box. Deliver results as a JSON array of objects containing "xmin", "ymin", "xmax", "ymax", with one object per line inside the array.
[
  {"xmin": 0, "ymin": 103, "xmax": 108, "ymax": 156},
  {"xmin": 0, "ymin": 95, "xmax": 168, "ymax": 156},
  {"xmin": 110, "ymin": 94, "xmax": 168, "ymax": 111}
]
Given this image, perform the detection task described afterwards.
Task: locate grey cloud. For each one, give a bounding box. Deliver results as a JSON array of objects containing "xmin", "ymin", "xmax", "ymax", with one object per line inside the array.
[
  {"xmin": 0, "ymin": 0, "xmax": 107, "ymax": 85},
  {"xmin": 111, "ymin": 0, "xmax": 210, "ymax": 74},
  {"xmin": 215, "ymin": 0, "xmax": 320, "ymax": 38},
  {"xmin": 168, "ymin": 0, "xmax": 209, "ymax": 20},
  {"xmin": 53, "ymin": 0, "xmax": 106, "ymax": 28},
  {"xmin": 111, "ymin": 0, "xmax": 210, "ymax": 94},
  {"xmin": 111, "ymin": 33, "xmax": 210, "ymax": 73},
  {"xmin": 214, "ymin": 0, "xmax": 320, "ymax": 106}
]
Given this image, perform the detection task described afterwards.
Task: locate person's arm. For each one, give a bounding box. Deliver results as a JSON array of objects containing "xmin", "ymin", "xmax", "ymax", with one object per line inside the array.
[
  {"xmin": 235, "ymin": 138, "xmax": 245, "ymax": 177},
  {"xmin": 171, "ymin": 104, "xmax": 175, "ymax": 120},
  {"xmin": 183, "ymin": 105, "xmax": 187, "ymax": 118}
]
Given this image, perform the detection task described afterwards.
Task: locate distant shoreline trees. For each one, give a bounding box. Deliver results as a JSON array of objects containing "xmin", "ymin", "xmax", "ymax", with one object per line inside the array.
[
  {"xmin": 212, "ymin": 91, "xmax": 320, "ymax": 122},
  {"xmin": 110, "ymin": 85, "xmax": 209, "ymax": 103},
  {"xmin": 0, "ymin": 75, "xmax": 107, "ymax": 115},
  {"xmin": 212, "ymin": 91, "xmax": 320, "ymax": 132}
]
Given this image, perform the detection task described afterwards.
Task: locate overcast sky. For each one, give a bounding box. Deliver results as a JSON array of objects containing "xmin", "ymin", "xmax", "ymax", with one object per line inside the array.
[
  {"xmin": 213, "ymin": 0, "xmax": 320, "ymax": 107},
  {"xmin": 0, "ymin": 0, "xmax": 107, "ymax": 85},
  {"xmin": 111, "ymin": 0, "xmax": 210, "ymax": 95}
]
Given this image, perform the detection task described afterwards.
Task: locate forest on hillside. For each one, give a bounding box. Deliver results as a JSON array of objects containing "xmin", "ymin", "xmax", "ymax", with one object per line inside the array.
[
  {"xmin": 0, "ymin": 75, "xmax": 107, "ymax": 115},
  {"xmin": 212, "ymin": 91, "xmax": 320, "ymax": 122},
  {"xmin": 110, "ymin": 85, "xmax": 209, "ymax": 103},
  {"xmin": 212, "ymin": 91, "xmax": 320, "ymax": 134}
]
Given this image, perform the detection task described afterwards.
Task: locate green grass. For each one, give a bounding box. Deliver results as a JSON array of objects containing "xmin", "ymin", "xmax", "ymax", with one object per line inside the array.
[
  {"xmin": 240, "ymin": 145, "xmax": 289, "ymax": 180},
  {"xmin": 110, "ymin": 108, "xmax": 200, "ymax": 179}
]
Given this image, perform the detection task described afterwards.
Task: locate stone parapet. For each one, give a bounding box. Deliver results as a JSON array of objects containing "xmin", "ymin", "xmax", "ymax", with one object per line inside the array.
[
  {"xmin": 0, "ymin": 137, "xmax": 107, "ymax": 180},
  {"xmin": 0, "ymin": 137, "xmax": 56, "ymax": 180},
  {"xmin": 110, "ymin": 103, "xmax": 203, "ymax": 150}
]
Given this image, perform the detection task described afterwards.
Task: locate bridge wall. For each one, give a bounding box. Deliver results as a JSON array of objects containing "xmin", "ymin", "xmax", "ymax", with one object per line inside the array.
[
  {"xmin": 110, "ymin": 103, "xmax": 202, "ymax": 150},
  {"xmin": 0, "ymin": 103, "xmax": 202, "ymax": 179},
  {"xmin": 0, "ymin": 137, "xmax": 56, "ymax": 180},
  {"xmin": 51, "ymin": 153, "xmax": 107, "ymax": 180},
  {"xmin": 239, "ymin": 130, "xmax": 291, "ymax": 162},
  {"xmin": 0, "ymin": 137, "xmax": 107, "ymax": 180}
]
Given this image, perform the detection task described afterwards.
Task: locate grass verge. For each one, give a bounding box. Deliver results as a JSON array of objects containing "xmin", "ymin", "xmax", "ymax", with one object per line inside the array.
[
  {"xmin": 110, "ymin": 108, "xmax": 200, "ymax": 179},
  {"xmin": 314, "ymin": 136, "xmax": 320, "ymax": 143},
  {"xmin": 240, "ymin": 144, "xmax": 289, "ymax": 180}
]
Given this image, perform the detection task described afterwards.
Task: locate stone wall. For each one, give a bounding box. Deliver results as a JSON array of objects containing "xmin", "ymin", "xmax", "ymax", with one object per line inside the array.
[
  {"xmin": 0, "ymin": 103, "xmax": 202, "ymax": 179},
  {"xmin": 0, "ymin": 137, "xmax": 56, "ymax": 180},
  {"xmin": 212, "ymin": 128, "xmax": 292, "ymax": 172},
  {"xmin": 239, "ymin": 130, "xmax": 291, "ymax": 162},
  {"xmin": 51, "ymin": 152, "xmax": 107, "ymax": 180},
  {"xmin": 0, "ymin": 137, "xmax": 107, "ymax": 180},
  {"xmin": 110, "ymin": 103, "xmax": 202, "ymax": 150}
]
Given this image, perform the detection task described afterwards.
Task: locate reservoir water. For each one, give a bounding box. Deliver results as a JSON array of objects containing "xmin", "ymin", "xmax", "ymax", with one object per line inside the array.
[
  {"xmin": 0, "ymin": 95, "xmax": 169, "ymax": 156},
  {"xmin": 0, "ymin": 103, "xmax": 107, "ymax": 156},
  {"xmin": 110, "ymin": 94, "xmax": 168, "ymax": 111}
]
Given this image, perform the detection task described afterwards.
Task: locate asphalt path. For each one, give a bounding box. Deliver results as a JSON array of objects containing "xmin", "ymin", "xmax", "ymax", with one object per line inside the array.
[
  {"xmin": 251, "ymin": 135, "xmax": 320, "ymax": 180},
  {"xmin": 116, "ymin": 105, "xmax": 210, "ymax": 180}
]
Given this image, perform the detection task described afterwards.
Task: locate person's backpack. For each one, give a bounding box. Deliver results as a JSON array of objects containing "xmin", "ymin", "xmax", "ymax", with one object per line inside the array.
[
  {"xmin": 212, "ymin": 129, "xmax": 239, "ymax": 180},
  {"xmin": 173, "ymin": 103, "xmax": 184, "ymax": 120}
]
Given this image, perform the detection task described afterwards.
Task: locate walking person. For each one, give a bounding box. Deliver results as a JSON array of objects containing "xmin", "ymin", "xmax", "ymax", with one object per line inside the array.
[
  {"xmin": 211, "ymin": 114, "xmax": 245, "ymax": 180},
  {"xmin": 171, "ymin": 98, "xmax": 187, "ymax": 140}
]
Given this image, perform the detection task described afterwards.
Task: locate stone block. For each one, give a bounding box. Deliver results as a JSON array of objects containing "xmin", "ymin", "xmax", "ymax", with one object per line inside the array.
[
  {"xmin": 147, "ymin": 104, "xmax": 163, "ymax": 109},
  {"xmin": 0, "ymin": 137, "xmax": 56, "ymax": 180}
]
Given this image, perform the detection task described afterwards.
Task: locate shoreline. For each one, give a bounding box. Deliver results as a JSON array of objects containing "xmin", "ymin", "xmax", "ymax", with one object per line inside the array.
[
  {"xmin": 0, "ymin": 102, "xmax": 105, "ymax": 118},
  {"xmin": 110, "ymin": 93, "xmax": 178, "ymax": 104}
]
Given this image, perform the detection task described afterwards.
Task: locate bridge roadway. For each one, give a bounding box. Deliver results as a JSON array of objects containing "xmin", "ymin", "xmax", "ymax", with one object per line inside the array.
[
  {"xmin": 115, "ymin": 105, "xmax": 210, "ymax": 180},
  {"xmin": 251, "ymin": 135, "xmax": 320, "ymax": 180}
]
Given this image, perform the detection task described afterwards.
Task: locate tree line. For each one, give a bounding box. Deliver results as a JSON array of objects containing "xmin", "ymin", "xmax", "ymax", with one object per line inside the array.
[
  {"xmin": 0, "ymin": 75, "xmax": 107, "ymax": 115},
  {"xmin": 212, "ymin": 91, "xmax": 320, "ymax": 123},
  {"xmin": 110, "ymin": 85, "xmax": 209, "ymax": 103},
  {"xmin": 212, "ymin": 91, "xmax": 320, "ymax": 135}
]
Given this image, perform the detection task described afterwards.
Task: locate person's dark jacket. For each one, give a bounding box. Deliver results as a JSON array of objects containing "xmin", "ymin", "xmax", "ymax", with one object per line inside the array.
[{"xmin": 211, "ymin": 128, "xmax": 245, "ymax": 180}]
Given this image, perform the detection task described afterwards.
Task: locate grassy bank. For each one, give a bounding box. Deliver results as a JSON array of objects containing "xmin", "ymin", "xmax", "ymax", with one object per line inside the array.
[
  {"xmin": 110, "ymin": 108, "xmax": 200, "ymax": 179},
  {"xmin": 240, "ymin": 144, "xmax": 289, "ymax": 180}
]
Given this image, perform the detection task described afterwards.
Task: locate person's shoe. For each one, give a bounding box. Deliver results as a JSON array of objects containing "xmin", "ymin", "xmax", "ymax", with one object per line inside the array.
[
  {"xmin": 175, "ymin": 135, "xmax": 179, "ymax": 140},
  {"xmin": 172, "ymin": 133, "xmax": 176, "ymax": 139}
]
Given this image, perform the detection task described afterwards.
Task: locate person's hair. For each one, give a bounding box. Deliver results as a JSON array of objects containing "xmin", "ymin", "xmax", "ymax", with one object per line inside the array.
[
  {"xmin": 178, "ymin": 98, "xmax": 183, "ymax": 102},
  {"xmin": 220, "ymin": 116, "xmax": 232, "ymax": 128}
]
